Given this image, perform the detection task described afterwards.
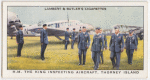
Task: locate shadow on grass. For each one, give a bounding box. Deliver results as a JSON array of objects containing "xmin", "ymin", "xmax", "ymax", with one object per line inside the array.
[
  {"xmin": 7, "ymin": 53, "xmax": 41, "ymax": 60},
  {"xmin": 8, "ymin": 41, "xmax": 66, "ymax": 49},
  {"xmin": 7, "ymin": 53, "xmax": 17, "ymax": 57},
  {"xmin": 22, "ymin": 55, "xmax": 41, "ymax": 60}
]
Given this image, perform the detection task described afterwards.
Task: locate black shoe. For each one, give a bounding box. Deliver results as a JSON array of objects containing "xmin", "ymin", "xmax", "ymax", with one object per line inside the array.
[
  {"xmin": 130, "ymin": 63, "xmax": 132, "ymax": 65},
  {"xmin": 41, "ymin": 58, "xmax": 45, "ymax": 60},
  {"xmin": 94, "ymin": 67, "xmax": 97, "ymax": 70},
  {"xmin": 102, "ymin": 61, "xmax": 104, "ymax": 64},
  {"xmin": 116, "ymin": 67, "xmax": 119, "ymax": 70},
  {"xmin": 83, "ymin": 63, "xmax": 85, "ymax": 66},
  {"xmin": 41, "ymin": 57, "xmax": 45, "ymax": 60}
]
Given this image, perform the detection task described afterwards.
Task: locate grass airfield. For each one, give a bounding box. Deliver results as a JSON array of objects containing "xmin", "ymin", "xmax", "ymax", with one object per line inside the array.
[{"xmin": 7, "ymin": 36, "xmax": 143, "ymax": 70}]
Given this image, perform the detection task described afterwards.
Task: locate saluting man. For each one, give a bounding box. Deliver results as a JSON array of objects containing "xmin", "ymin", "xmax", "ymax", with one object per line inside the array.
[
  {"xmin": 109, "ymin": 27, "xmax": 124, "ymax": 70},
  {"xmin": 78, "ymin": 26, "xmax": 90, "ymax": 65},
  {"xmin": 65, "ymin": 28, "xmax": 70, "ymax": 50},
  {"xmin": 71, "ymin": 28, "xmax": 76, "ymax": 49},
  {"xmin": 16, "ymin": 25, "xmax": 24, "ymax": 57},
  {"xmin": 40, "ymin": 24, "xmax": 49, "ymax": 60},
  {"xmin": 125, "ymin": 30, "xmax": 137, "ymax": 65},
  {"xmin": 99, "ymin": 28, "xmax": 107, "ymax": 64},
  {"xmin": 91, "ymin": 27, "xmax": 104, "ymax": 70}
]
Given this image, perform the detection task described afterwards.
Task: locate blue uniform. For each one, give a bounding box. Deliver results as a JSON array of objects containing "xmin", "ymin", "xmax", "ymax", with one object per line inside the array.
[
  {"xmin": 71, "ymin": 32, "xmax": 76, "ymax": 49},
  {"xmin": 91, "ymin": 34, "xmax": 104, "ymax": 70},
  {"xmin": 125, "ymin": 35, "xmax": 137, "ymax": 64},
  {"xmin": 65, "ymin": 31, "xmax": 70, "ymax": 49},
  {"xmin": 16, "ymin": 29, "xmax": 24, "ymax": 56},
  {"xmin": 99, "ymin": 33, "xmax": 107, "ymax": 64},
  {"xmin": 78, "ymin": 32, "xmax": 90, "ymax": 65},
  {"xmin": 40, "ymin": 29, "xmax": 48, "ymax": 59},
  {"xmin": 109, "ymin": 34, "xmax": 124, "ymax": 69}
]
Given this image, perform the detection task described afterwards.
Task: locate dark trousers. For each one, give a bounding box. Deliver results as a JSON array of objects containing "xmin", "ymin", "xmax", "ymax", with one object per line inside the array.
[
  {"xmin": 41, "ymin": 43, "xmax": 47, "ymax": 59},
  {"xmin": 65, "ymin": 40, "xmax": 69, "ymax": 49},
  {"xmin": 71, "ymin": 40, "xmax": 75, "ymax": 49},
  {"xmin": 92, "ymin": 51, "xmax": 100, "ymax": 70},
  {"xmin": 99, "ymin": 51, "xmax": 104, "ymax": 63},
  {"xmin": 110, "ymin": 52, "xmax": 121, "ymax": 70},
  {"xmin": 79, "ymin": 49, "xmax": 87, "ymax": 64},
  {"xmin": 17, "ymin": 43, "xmax": 23, "ymax": 56},
  {"xmin": 126, "ymin": 49, "xmax": 134, "ymax": 64}
]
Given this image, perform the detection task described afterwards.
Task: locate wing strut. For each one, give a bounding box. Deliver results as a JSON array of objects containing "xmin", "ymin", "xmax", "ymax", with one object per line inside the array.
[{"xmin": 55, "ymin": 35, "xmax": 63, "ymax": 41}]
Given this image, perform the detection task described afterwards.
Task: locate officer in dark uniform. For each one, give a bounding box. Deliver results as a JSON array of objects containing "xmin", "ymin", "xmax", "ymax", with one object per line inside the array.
[
  {"xmin": 65, "ymin": 28, "xmax": 70, "ymax": 50},
  {"xmin": 16, "ymin": 25, "xmax": 24, "ymax": 57},
  {"xmin": 99, "ymin": 28, "xmax": 107, "ymax": 64},
  {"xmin": 40, "ymin": 24, "xmax": 49, "ymax": 60},
  {"xmin": 125, "ymin": 30, "xmax": 137, "ymax": 65},
  {"xmin": 78, "ymin": 26, "xmax": 90, "ymax": 65},
  {"xmin": 109, "ymin": 27, "xmax": 124, "ymax": 70},
  {"xmin": 71, "ymin": 28, "xmax": 76, "ymax": 49},
  {"xmin": 91, "ymin": 27, "xmax": 104, "ymax": 70}
]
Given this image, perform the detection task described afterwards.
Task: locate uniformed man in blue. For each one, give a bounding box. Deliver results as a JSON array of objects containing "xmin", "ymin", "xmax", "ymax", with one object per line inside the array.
[
  {"xmin": 40, "ymin": 24, "xmax": 49, "ymax": 60},
  {"xmin": 65, "ymin": 28, "xmax": 70, "ymax": 50},
  {"xmin": 71, "ymin": 28, "xmax": 76, "ymax": 49},
  {"xmin": 125, "ymin": 30, "xmax": 137, "ymax": 65},
  {"xmin": 78, "ymin": 26, "xmax": 90, "ymax": 65},
  {"xmin": 91, "ymin": 27, "xmax": 104, "ymax": 70},
  {"xmin": 16, "ymin": 25, "xmax": 24, "ymax": 57},
  {"xmin": 99, "ymin": 28, "xmax": 107, "ymax": 64},
  {"xmin": 109, "ymin": 27, "xmax": 124, "ymax": 70}
]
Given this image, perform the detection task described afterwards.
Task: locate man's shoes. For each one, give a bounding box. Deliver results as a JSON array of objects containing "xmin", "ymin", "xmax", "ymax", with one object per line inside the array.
[
  {"xmin": 116, "ymin": 67, "xmax": 119, "ymax": 70},
  {"xmin": 102, "ymin": 61, "xmax": 104, "ymax": 64},
  {"xmin": 42, "ymin": 58, "xmax": 45, "ymax": 60},
  {"xmin": 83, "ymin": 63, "xmax": 85, "ymax": 66},
  {"xmin": 129, "ymin": 63, "xmax": 132, "ymax": 65},
  {"xmin": 78, "ymin": 63, "xmax": 81, "ymax": 65},
  {"xmin": 113, "ymin": 65, "xmax": 116, "ymax": 69},
  {"xmin": 94, "ymin": 67, "xmax": 97, "ymax": 70},
  {"xmin": 41, "ymin": 57, "xmax": 45, "ymax": 60}
]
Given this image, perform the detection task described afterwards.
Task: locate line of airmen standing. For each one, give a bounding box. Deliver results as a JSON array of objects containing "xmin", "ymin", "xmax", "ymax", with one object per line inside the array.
[
  {"xmin": 16, "ymin": 24, "xmax": 138, "ymax": 70},
  {"xmin": 65, "ymin": 26, "xmax": 138, "ymax": 70}
]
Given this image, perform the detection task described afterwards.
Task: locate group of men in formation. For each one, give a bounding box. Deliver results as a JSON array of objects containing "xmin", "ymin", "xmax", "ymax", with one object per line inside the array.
[{"xmin": 16, "ymin": 24, "xmax": 138, "ymax": 70}]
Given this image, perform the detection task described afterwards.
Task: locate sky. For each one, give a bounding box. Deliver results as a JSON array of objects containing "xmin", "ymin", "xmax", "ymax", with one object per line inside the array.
[{"xmin": 8, "ymin": 7, "xmax": 143, "ymax": 29}]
